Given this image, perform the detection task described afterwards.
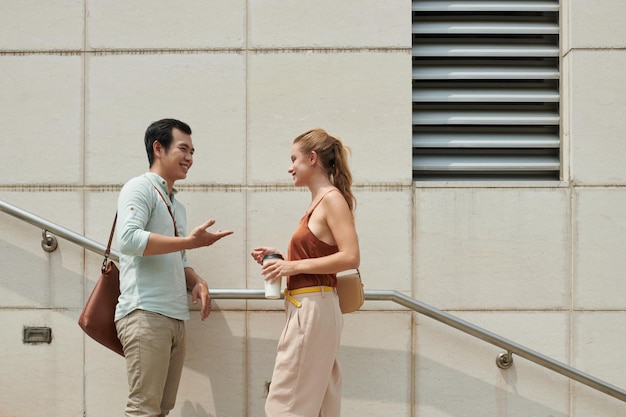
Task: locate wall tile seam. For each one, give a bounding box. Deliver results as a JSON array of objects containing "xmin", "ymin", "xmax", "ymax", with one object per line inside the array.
[
  {"xmin": 0, "ymin": 49, "xmax": 240, "ymax": 56},
  {"xmin": 0, "ymin": 184, "xmax": 417, "ymax": 192},
  {"xmin": 0, "ymin": 184, "xmax": 413, "ymax": 192},
  {"xmin": 0, "ymin": 307, "xmax": 73, "ymax": 312},
  {"xmin": 567, "ymin": 174, "xmax": 575, "ymax": 407},
  {"xmin": 570, "ymin": 309, "xmax": 626, "ymax": 313},
  {"xmin": 0, "ymin": 185, "xmax": 87, "ymax": 192},
  {"xmin": 246, "ymin": 47, "xmax": 410, "ymax": 54},
  {"xmin": 570, "ymin": 47, "xmax": 626, "ymax": 52},
  {"xmin": 0, "ymin": 50, "xmax": 85, "ymax": 56},
  {"xmin": 414, "ymin": 183, "xmax": 626, "ymax": 189},
  {"xmin": 413, "ymin": 181, "xmax": 571, "ymax": 189},
  {"xmin": 184, "ymin": 184, "xmax": 414, "ymax": 191},
  {"xmin": 571, "ymin": 184, "xmax": 626, "ymax": 189},
  {"xmin": 0, "ymin": 47, "xmax": 410, "ymax": 56}
]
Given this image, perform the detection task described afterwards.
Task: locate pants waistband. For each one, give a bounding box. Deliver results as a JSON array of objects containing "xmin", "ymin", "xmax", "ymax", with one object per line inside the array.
[{"xmin": 285, "ymin": 286, "xmax": 335, "ymax": 308}]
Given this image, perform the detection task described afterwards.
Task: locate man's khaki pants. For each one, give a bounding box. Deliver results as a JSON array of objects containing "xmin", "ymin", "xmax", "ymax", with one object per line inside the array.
[{"xmin": 116, "ymin": 309, "xmax": 186, "ymax": 417}]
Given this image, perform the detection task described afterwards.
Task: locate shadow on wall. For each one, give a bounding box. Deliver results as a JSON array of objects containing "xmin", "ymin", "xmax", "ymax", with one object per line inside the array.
[
  {"xmin": 180, "ymin": 401, "xmax": 212, "ymax": 417},
  {"xmin": 414, "ymin": 352, "xmax": 568, "ymax": 417},
  {"xmin": 0, "ymin": 236, "xmax": 569, "ymax": 417},
  {"xmin": 0, "ymin": 235, "xmax": 84, "ymax": 308},
  {"xmin": 179, "ymin": 310, "xmax": 570, "ymax": 417}
]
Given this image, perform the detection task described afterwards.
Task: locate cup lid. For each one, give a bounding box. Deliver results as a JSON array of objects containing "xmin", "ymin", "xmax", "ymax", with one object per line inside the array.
[{"xmin": 262, "ymin": 253, "xmax": 284, "ymax": 261}]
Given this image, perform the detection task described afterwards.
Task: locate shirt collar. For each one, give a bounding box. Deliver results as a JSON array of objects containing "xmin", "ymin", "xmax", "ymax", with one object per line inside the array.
[{"xmin": 144, "ymin": 172, "xmax": 178, "ymax": 198}]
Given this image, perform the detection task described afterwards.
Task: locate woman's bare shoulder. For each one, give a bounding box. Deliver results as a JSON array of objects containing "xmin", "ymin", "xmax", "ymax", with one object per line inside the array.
[{"xmin": 321, "ymin": 189, "xmax": 350, "ymax": 212}]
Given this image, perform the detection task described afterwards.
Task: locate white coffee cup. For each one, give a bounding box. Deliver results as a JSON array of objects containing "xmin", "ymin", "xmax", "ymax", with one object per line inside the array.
[{"xmin": 262, "ymin": 253, "xmax": 284, "ymax": 299}]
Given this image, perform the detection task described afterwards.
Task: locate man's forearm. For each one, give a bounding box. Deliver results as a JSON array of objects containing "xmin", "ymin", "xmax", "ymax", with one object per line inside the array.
[{"xmin": 142, "ymin": 233, "xmax": 192, "ymax": 256}]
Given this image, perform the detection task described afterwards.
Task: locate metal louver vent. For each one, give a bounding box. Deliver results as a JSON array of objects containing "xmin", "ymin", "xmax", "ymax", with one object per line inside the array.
[{"xmin": 412, "ymin": 0, "xmax": 560, "ymax": 181}]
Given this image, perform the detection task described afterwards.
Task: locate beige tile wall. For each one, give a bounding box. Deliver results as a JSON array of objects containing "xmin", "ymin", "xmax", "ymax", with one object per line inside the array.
[
  {"xmin": 573, "ymin": 188, "xmax": 626, "ymax": 309},
  {"xmin": 569, "ymin": 51, "xmax": 626, "ymax": 185},
  {"xmin": 416, "ymin": 311, "xmax": 570, "ymax": 417},
  {"xmin": 0, "ymin": 191, "xmax": 84, "ymax": 308},
  {"xmin": 1, "ymin": 1, "xmax": 626, "ymax": 416},
  {"xmin": 247, "ymin": 51, "xmax": 412, "ymax": 185},
  {"xmin": 569, "ymin": 0, "xmax": 626, "ymax": 49},
  {"xmin": 87, "ymin": 0, "xmax": 246, "ymax": 49},
  {"xmin": 0, "ymin": 55, "xmax": 83, "ymax": 185},
  {"xmin": 567, "ymin": 2, "xmax": 626, "ymax": 412},
  {"xmin": 248, "ymin": 0, "xmax": 409, "ymax": 48},
  {"xmin": 0, "ymin": 0, "xmax": 84, "ymax": 50},
  {"xmin": 0, "ymin": 309, "xmax": 84, "ymax": 417},
  {"xmin": 85, "ymin": 52, "xmax": 247, "ymax": 185},
  {"xmin": 415, "ymin": 188, "xmax": 571, "ymax": 310}
]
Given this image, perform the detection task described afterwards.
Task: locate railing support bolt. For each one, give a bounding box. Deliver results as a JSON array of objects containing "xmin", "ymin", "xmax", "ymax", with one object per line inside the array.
[
  {"xmin": 497, "ymin": 351, "xmax": 514, "ymax": 369},
  {"xmin": 41, "ymin": 229, "xmax": 58, "ymax": 252}
]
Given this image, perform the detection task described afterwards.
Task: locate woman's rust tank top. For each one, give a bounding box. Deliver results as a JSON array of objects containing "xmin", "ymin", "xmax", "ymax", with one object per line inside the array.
[{"xmin": 287, "ymin": 189, "xmax": 339, "ymax": 290}]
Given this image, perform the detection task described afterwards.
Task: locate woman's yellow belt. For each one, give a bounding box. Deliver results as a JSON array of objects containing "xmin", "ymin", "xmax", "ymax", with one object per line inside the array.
[{"xmin": 284, "ymin": 286, "xmax": 335, "ymax": 307}]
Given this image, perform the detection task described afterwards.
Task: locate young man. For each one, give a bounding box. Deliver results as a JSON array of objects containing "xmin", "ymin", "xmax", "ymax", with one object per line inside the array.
[{"xmin": 114, "ymin": 118, "xmax": 233, "ymax": 417}]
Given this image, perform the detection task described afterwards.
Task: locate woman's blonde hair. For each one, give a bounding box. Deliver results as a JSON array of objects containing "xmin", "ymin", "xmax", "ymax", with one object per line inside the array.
[{"xmin": 293, "ymin": 128, "xmax": 355, "ymax": 212}]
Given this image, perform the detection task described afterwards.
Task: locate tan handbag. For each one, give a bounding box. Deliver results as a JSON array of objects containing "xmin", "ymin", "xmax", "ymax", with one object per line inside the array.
[
  {"xmin": 78, "ymin": 215, "xmax": 124, "ymax": 356},
  {"xmin": 336, "ymin": 270, "xmax": 364, "ymax": 314}
]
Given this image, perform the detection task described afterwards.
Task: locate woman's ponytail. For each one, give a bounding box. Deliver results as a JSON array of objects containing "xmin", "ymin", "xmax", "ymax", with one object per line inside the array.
[{"xmin": 293, "ymin": 129, "xmax": 355, "ymax": 213}]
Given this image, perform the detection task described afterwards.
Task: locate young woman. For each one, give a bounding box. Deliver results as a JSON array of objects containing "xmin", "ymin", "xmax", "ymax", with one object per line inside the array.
[{"xmin": 251, "ymin": 128, "xmax": 360, "ymax": 417}]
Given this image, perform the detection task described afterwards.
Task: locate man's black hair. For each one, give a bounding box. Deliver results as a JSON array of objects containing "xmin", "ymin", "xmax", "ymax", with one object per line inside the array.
[{"xmin": 144, "ymin": 118, "xmax": 192, "ymax": 167}]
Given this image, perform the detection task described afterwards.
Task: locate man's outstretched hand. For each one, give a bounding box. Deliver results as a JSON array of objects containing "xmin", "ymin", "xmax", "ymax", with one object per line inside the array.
[{"xmin": 188, "ymin": 219, "xmax": 233, "ymax": 248}]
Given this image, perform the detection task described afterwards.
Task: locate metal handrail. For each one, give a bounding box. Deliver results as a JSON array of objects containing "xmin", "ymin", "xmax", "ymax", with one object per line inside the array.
[
  {"xmin": 1, "ymin": 199, "xmax": 625, "ymax": 403},
  {"xmin": 0, "ymin": 199, "xmax": 120, "ymax": 261}
]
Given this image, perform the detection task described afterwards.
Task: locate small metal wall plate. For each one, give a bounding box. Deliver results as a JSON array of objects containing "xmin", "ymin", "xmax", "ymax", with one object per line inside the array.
[{"xmin": 23, "ymin": 327, "xmax": 52, "ymax": 344}]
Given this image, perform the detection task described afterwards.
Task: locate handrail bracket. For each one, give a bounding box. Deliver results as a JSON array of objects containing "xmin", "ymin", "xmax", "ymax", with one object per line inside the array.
[
  {"xmin": 41, "ymin": 229, "xmax": 58, "ymax": 252},
  {"xmin": 497, "ymin": 351, "xmax": 514, "ymax": 369}
]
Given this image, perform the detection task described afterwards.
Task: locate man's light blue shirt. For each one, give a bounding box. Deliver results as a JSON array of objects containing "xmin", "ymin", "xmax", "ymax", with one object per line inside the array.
[{"xmin": 114, "ymin": 172, "xmax": 191, "ymax": 321}]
